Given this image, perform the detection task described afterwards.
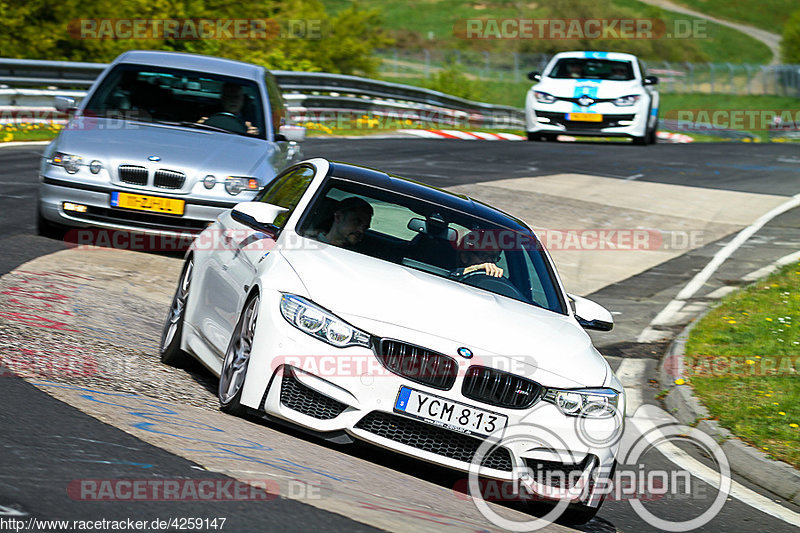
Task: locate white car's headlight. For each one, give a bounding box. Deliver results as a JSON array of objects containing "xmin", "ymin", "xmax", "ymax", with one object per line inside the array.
[
  {"xmin": 613, "ymin": 94, "xmax": 641, "ymax": 107},
  {"xmin": 534, "ymin": 91, "xmax": 557, "ymax": 104},
  {"xmin": 279, "ymin": 294, "xmax": 371, "ymax": 348},
  {"xmin": 543, "ymin": 387, "xmax": 619, "ymax": 418},
  {"xmin": 51, "ymin": 152, "xmax": 83, "ymax": 174}
]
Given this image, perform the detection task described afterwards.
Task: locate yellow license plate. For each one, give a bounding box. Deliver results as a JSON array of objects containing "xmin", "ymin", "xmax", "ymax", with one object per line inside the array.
[
  {"xmin": 567, "ymin": 113, "xmax": 603, "ymax": 122},
  {"xmin": 110, "ymin": 192, "xmax": 185, "ymax": 215}
]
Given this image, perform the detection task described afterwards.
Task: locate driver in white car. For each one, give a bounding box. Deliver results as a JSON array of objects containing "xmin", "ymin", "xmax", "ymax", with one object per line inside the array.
[{"xmin": 451, "ymin": 230, "xmax": 504, "ymax": 278}]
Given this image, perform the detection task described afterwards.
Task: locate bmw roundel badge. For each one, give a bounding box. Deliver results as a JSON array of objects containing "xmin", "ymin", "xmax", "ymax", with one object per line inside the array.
[
  {"xmin": 457, "ymin": 347, "xmax": 473, "ymax": 359},
  {"xmin": 148, "ymin": 155, "xmax": 161, "ymax": 162}
]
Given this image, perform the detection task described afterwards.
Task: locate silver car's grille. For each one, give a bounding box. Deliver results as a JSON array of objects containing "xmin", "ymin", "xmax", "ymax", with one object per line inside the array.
[
  {"xmin": 355, "ymin": 411, "xmax": 514, "ymax": 471},
  {"xmin": 374, "ymin": 339, "xmax": 457, "ymax": 390},
  {"xmin": 462, "ymin": 366, "xmax": 542, "ymax": 409},
  {"xmin": 118, "ymin": 165, "xmax": 148, "ymax": 185},
  {"xmin": 154, "ymin": 169, "xmax": 185, "ymax": 189}
]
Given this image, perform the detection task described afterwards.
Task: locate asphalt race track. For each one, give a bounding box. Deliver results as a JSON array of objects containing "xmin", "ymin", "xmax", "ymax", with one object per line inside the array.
[{"xmin": 1, "ymin": 138, "xmax": 799, "ymax": 533}]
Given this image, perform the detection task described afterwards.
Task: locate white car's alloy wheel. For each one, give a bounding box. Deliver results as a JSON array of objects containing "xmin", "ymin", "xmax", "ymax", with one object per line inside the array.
[
  {"xmin": 160, "ymin": 257, "xmax": 193, "ymax": 366},
  {"xmin": 219, "ymin": 294, "xmax": 259, "ymax": 414}
]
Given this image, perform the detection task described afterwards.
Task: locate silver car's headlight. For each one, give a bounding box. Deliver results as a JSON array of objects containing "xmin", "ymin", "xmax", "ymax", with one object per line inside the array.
[
  {"xmin": 613, "ymin": 94, "xmax": 641, "ymax": 107},
  {"xmin": 279, "ymin": 294, "xmax": 371, "ymax": 348},
  {"xmin": 225, "ymin": 176, "xmax": 259, "ymax": 195},
  {"xmin": 543, "ymin": 387, "xmax": 619, "ymax": 418},
  {"xmin": 51, "ymin": 152, "xmax": 82, "ymax": 174},
  {"xmin": 534, "ymin": 91, "xmax": 556, "ymax": 104}
]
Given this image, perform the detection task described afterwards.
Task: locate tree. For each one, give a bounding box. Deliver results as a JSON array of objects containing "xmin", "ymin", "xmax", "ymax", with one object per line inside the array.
[{"xmin": 781, "ymin": 9, "xmax": 800, "ymax": 64}]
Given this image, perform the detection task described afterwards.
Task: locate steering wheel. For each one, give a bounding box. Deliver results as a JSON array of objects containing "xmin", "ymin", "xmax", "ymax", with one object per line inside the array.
[
  {"xmin": 460, "ymin": 271, "xmax": 528, "ymax": 302},
  {"xmin": 204, "ymin": 112, "xmax": 247, "ymax": 134}
]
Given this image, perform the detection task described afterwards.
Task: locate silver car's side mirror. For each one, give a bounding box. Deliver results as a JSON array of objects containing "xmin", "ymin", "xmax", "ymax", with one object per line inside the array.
[
  {"xmin": 54, "ymin": 96, "xmax": 77, "ymax": 113},
  {"xmin": 278, "ymin": 125, "xmax": 306, "ymax": 142},
  {"xmin": 569, "ymin": 293, "xmax": 614, "ymax": 331},
  {"xmin": 231, "ymin": 202, "xmax": 288, "ymax": 230}
]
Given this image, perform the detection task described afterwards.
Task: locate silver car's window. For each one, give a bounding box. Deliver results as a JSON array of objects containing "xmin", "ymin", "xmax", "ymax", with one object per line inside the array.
[
  {"xmin": 84, "ymin": 64, "xmax": 267, "ymax": 139},
  {"xmin": 298, "ymin": 180, "xmax": 566, "ymax": 314},
  {"xmin": 549, "ymin": 59, "xmax": 634, "ymax": 80}
]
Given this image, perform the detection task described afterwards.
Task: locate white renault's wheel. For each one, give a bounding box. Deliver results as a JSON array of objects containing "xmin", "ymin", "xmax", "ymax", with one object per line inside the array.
[
  {"xmin": 160, "ymin": 256, "xmax": 193, "ymax": 367},
  {"xmin": 219, "ymin": 293, "xmax": 259, "ymax": 415}
]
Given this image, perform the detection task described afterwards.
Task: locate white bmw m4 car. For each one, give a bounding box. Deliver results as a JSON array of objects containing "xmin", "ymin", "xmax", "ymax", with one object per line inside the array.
[
  {"xmin": 160, "ymin": 158, "xmax": 624, "ymax": 524},
  {"xmin": 525, "ymin": 51, "xmax": 659, "ymax": 145}
]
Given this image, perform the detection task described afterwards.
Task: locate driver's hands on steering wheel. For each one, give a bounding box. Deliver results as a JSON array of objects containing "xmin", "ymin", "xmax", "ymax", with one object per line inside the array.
[{"xmin": 463, "ymin": 262, "xmax": 503, "ymax": 277}]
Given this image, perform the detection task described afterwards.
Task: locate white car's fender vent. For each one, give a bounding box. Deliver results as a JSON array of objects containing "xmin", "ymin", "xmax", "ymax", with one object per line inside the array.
[
  {"xmin": 154, "ymin": 169, "xmax": 186, "ymax": 189},
  {"xmin": 524, "ymin": 454, "xmax": 597, "ymax": 490},
  {"xmin": 462, "ymin": 366, "xmax": 543, "ymax": 409},
  {"xmin": 118, "ymin": 165, "xmax": 148, "ymax": 186},
  {"xmin": 355, "ymin": 411, "xmax": 513, "ymax": 472},
  {"xmin": 374, "ymin": 339, "xmax": 458, "ymax": 390},
  {"xmin": 280, "ymin": 368, "xmax": 348, "ymax": 420}
]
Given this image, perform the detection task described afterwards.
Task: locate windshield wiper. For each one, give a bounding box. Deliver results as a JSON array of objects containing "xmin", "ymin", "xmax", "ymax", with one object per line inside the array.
[{"xmin": 158, "ymin": 121, "xmax": 232, "ymax": 134}]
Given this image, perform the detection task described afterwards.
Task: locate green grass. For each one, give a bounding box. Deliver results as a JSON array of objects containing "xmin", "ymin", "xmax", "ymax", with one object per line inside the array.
[
  {"xmin": 0, "ymin": 123, "xmax": 62, "ymax": 142},
  {"xmin": 323, "ymin": 0, "xmax": 772, "ymax": 64},
  {"xmin": 684, "ymin": 262, "xmax": 800, "ymax": 467},
  {"xmin": 669, "ymin": 0, "xmax": 795, "ymax": 33}
]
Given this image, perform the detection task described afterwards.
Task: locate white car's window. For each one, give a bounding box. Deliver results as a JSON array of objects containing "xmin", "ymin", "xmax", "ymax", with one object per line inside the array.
[
  {"xmin": 549, "ymin": 59, "xmax": 634, "ymax": 81},
  {"xmin": 256, "ymin": 165, "xmax": 316, "ymax": 229},
  {"xmin": 298, "ymin": 180, "xmax": 566, "ymax": 314},
  {"xmin": 84, "ymin": 64, "xmax": 267, "ymax": 139}
]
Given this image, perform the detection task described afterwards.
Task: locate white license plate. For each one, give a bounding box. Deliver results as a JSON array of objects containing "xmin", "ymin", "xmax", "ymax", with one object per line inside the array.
[{"xmin": 394, "ymin": 386, "xmax": 507, "ymax": 438}]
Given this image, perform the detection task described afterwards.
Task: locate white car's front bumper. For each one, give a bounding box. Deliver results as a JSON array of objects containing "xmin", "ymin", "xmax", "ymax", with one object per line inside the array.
[
  {"xmin": 526, "ymin": 93, "xmax": 652, "ymax": 138},
  {"xmin": 241, "ymin": 290, "xmax": 623, "ymax": 505}
]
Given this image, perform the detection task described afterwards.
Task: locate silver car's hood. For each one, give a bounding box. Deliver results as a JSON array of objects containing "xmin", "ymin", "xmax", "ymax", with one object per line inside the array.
[
  {"xmin": 55, "ymin": 117, "xmax": 271, "ymax": 175},
  {"xmin": 280, "ymin": 245, "xmax": 608, "ymax": 387}
]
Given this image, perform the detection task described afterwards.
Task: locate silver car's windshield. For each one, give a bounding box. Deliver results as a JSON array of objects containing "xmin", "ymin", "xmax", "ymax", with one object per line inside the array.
[
  {"xmin": 83, "ymin": 64, "xmax": 266, "ymax": 139},
  {"xmin": 297, "ymin": 179, "xmax": 566, "ymax": 314}
]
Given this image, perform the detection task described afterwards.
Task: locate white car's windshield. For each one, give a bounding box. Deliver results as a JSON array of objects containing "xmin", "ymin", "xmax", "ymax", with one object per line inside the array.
[
  {"xmin": 83, "ymin": 64, "xmax": 266, "ymax": 139},
  {"xmin": 549, "ymin": 58, "xmax": 634, "ymax": 81},
  {"xmin": 297, "ymin": 179, "xmax": 566, "ymax": 314}
]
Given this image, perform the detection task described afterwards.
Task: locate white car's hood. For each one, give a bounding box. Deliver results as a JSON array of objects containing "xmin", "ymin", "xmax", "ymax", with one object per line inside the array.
[
  {"xmin": 280, "ymin": 245, "xmax": 608, "ymax": 387},
  {"xmin": 534, "ymin": 78, "xmax": 642, "ymax": 99}
]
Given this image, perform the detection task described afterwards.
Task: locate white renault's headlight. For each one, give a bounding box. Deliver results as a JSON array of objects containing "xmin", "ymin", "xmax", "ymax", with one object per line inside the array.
[
  {"xmin": 279, "ymin": 294, "xmax": 371, "ymax": 348},
  {"xmin": 51, "ymin": 152, "xmax": 83, "ymax": 174},
  {"xmin": 543, "ymin": 387, "xmax": 619, "ymax": 418},
  {"xmin": 613, "ymin": 94, "xmax": 641, "ymax": 107},
  {"xmin": 534, "ymin": 91, "xmax": 557, "ymax": 104}
]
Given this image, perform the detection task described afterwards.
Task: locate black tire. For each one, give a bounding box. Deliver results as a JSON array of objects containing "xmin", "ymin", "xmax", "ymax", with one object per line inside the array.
[
  {"xmin": 631, "ymin": 134, "xmax": 648, "ymax": 145},
  {"xmin": 159, "ymin": 256, "xmax": 193, "ymax": 367},
  {"xmin": 527, "ymin": 132, "xmax": 556, "ymax": 142},
  {"xmin": 36, "ymin": 209, "xmax": 66, "ymax": 239},
  {"xmin": 218, "ymin": 292, "xmax": 260, "ymax": 416},
  {"xmin": 648, "ymin": 121, "xmax": 658, "ymax": 144}
]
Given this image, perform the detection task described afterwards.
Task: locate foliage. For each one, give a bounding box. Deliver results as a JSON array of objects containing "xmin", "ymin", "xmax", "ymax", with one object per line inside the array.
[
  {"xmin": 0, "ymin": 0, "xmax": 391, "ymax": 75},
  {"xmin": 422, "ymin": 60, "xmax": 485, "ymax": 101},
  {"xmin": 781, "ymin": 10, "xmax": 800, "ymax": 64}
]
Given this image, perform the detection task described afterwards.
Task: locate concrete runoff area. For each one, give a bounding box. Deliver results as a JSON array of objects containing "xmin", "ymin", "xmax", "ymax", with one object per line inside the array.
[{"xmin": 450, "ymin": 174, "xmax": 790, "ymax": 295}]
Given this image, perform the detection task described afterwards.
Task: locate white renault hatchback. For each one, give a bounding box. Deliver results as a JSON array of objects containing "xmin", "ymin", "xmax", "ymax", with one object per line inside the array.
[
  {"xmin": 525, "ymin": 51, "xmax": 659, "ymax": 144},
  {"xmin": 160, "ymin": 158, "xmax": 624, "ymax": 524}
]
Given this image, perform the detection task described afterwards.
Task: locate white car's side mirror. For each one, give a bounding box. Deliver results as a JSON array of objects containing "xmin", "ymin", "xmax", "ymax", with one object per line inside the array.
[
  {"xmin": 54, "ymin": 96, "xmax": 77, "ymax": 113},
  {"xmin": 569, "ymin": 293, "xmax": 614, "ymax": 331},
  {"xmin": 231, "ymin": 202, "xmax": 288, "ymax": 230},
  {"xmin": 278, "ymin": 125, "xmax": 306, "ymax": 142}
]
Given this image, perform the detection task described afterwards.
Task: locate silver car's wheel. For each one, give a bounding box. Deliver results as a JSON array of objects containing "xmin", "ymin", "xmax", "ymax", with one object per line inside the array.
[
  {"xmin": 160, "ymin": 257, "xmax": 193, "ymax": 366},
  {"xmin": 219, "ymin": 293, "xmax": 259, "ymax": 415}
]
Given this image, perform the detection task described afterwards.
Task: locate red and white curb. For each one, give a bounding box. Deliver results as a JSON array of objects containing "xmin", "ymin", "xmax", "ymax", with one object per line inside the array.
[
  {"xmin": 397, "ymin": 129, "xmax": 525, "ymax": 141},
  {"xmin": 398, "ymin": 129, "xmax": 693, "ymax": 143}
]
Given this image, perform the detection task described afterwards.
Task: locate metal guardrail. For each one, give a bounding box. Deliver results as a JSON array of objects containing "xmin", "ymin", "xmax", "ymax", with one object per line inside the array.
[{"xmin": 0, "ymin": 58, "xmax": 525, "ymax": 128}]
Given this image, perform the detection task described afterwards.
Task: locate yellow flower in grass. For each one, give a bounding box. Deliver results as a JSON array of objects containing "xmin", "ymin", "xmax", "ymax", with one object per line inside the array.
[
  {"xmin": 746, "ymin": 360, "xmax": 755, "ymax": 365},
  {"xmin": 674, "ymin": 378, "xmax": 685, "ymax": 385},
  {"xmin": 2, "ymin": 133, "xmax": 12, "ymax": 142},
  {"xmin": 728, "ymin": 320, "xmax": 736, "ymax": 324},
  {"xmin": 766, "ymin": 318, "xmax": 773, "ymax": 322},
  {"xmin": 773, "ymin": 402, "xmax": 779, "ymax": 405},
  {"xmin": 790, "ymin": 424, "xmax": 798, "ymax": 428},
  {"xmin": 779, "ymin": 412, "xmax": 786, "ymax": 416}
]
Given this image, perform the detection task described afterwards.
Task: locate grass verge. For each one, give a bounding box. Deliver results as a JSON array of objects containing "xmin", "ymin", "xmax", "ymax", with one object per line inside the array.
[{"xmin": 684, "ymin": 262, "xmax": 800, "ymax": 468}]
